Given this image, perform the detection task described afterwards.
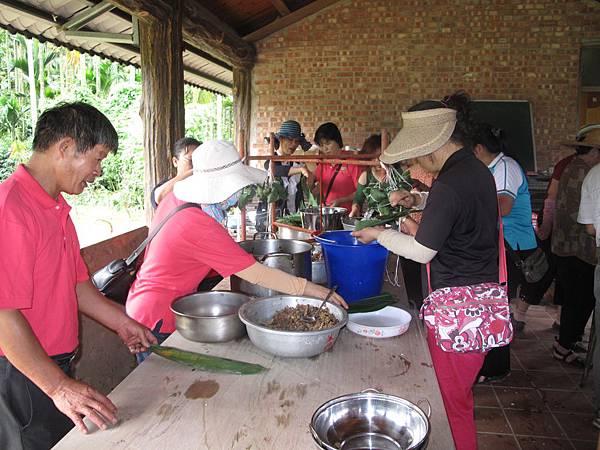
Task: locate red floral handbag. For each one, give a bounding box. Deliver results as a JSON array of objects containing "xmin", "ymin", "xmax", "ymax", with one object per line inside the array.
[{"xmin": 419, "ymin": 213, "xmax": 513, "ymax": 353}]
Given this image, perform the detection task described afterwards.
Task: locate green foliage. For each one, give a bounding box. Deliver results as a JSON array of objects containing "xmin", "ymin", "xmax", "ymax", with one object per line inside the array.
[
  {"xmin": 238, "ymin": 180, "xmax": 288, "ymax": 209},
  {"xmin": 0, "ymin": 141, "xmax": 16, "ymax": 182}
]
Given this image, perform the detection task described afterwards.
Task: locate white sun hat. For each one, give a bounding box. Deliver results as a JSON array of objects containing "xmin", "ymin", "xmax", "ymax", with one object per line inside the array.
[
  {"xmin": 380, "ymin": 108, "xmax": 457, "ymax": 164},
  {"xmin": 173, "ymin": 140, "xmax": 267, "ymax": 204}
]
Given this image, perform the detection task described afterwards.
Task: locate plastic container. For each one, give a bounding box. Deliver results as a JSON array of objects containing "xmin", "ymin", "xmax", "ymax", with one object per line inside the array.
[{"xmin": 315, "ymin": 230, "xmax": 388, "ymax": 303}]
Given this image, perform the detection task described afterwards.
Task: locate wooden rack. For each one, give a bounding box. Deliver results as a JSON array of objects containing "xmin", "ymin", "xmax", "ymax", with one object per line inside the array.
[{"xmin": 237, "ymin": 129, "xmax": 390, "ymax": 241}]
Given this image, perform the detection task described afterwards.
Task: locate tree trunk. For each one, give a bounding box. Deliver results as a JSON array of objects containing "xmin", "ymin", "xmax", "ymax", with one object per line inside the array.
[
  {"xmin": 79, "ymin": 53, "xmax": 87, "ymax": 88},
  {"xmin": 233, "ymin": 67, "xmax": 251, "ymax": 153},
  {"xmin": 139, "ymin": 0, "xmax": 184, "ymax": 222},
  {"xmin": 25, "ymin": 38, "xmax": 37, "ymax": 128},
  {"xmin": 94, "ymin": 56, "xmax": 101, "ymax": 95},
  {"xmin": 216, "ymin": 94, "xmax": 223, "ymax": 140}
]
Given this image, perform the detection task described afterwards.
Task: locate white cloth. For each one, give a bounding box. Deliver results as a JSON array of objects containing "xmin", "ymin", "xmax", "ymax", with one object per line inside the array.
[
  {"xmin": 377, "ymin": 229, "xmax": 438, "ymax": 264},
  {"xmin": 578, "ymin": 163, "xmax": 600, "ymax": 246},
  {"xmin": 488, "ymin": 152, "xmax": 523, "ymax": 199}
]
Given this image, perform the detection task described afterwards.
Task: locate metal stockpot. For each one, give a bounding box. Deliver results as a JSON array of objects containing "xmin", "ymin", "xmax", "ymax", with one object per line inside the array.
[
  {"xmin": 231, "ymin": 239, "xmax": 313, "ymax": 297},
  {"xmin": 300, "ymin": 207, "xmax": 347, "ymax": 231}
]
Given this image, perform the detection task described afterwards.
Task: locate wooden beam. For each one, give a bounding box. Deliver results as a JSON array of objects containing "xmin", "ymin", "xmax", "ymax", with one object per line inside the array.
[
  {"xmin": 105, "ymin": 0, "xmax": 172, "ymax": 22},
  {"xmin": 270, "ymin": 0, "xmax": 290, "ymax": 16},
  {"xmin": 181, "ymin": 1, "xmax": 255, "ymax": 68},
  {"xmin": 233, "ymin": 67, "xmax": 252, "ymax": 151},
  {"xmin": 244, "ymin": 0, "xmax": 340, "ymax": 42},
  {"xmin": 138, "ymin": 0, "xmax": 184, "ymax": 221}
]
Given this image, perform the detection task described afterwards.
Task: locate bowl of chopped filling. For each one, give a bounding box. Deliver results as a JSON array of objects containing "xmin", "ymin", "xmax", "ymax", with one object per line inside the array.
[{"xmin": 238, "ymin": 295, "xmax": 348, "ymax": 358}]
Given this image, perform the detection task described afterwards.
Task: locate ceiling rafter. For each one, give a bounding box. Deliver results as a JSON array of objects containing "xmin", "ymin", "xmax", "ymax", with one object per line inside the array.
[
  {"xmin": 269, "ymin": 0, "xmax": 290, "ymax": 16},
  {"xmin": 244, "ymin": 0, "xmax": 340, "ymax": 42}
]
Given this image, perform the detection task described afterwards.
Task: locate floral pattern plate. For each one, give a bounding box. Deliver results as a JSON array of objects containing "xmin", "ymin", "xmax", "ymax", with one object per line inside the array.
[{"xmin": 347, "ymin": 306, "xmax": 412, "ymax": 338}]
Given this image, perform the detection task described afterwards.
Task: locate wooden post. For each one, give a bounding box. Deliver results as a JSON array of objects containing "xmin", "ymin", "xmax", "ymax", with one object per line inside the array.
[
  {"xmin": 138, "ymin": 0, "xmax": 184, "ymax": 223},
  {"xmin": 269, "ymin": 132, "xmax": 277, "ymax": 233},
  {"xmin": 233, "ymin": 67, "xmax": 252, "ymax": 153},
  {"xmin": 237, "ymin": 129, "xmax": 247, "ymax": 242}
]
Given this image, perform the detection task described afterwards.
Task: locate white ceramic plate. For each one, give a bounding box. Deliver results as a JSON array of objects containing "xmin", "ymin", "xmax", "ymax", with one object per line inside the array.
[{"xmin": 347, "ymin": 306, "xmax": 412, "ymax": 338}]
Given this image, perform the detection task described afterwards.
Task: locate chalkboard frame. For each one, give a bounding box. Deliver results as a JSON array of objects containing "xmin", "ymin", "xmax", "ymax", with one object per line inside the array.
[{"xmin": 471, "ymin": 100, "xmax": 537, "ymax": 172}]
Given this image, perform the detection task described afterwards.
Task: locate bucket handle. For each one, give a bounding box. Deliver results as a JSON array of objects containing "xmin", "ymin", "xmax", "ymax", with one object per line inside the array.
[
  {"xmin": 416, "ymin": 398, "xmax": 432, "ymax": 418},
  {"xmin": 259, "ymin": 252, "xmax": 294, "ymax": 263},
  {"xmin": 315, "ymin": 236, "xmax": 337, "ymax": 244},
  {"xmin": 253, "ymin": 232, "xmax": 277, "ymax": 240}
]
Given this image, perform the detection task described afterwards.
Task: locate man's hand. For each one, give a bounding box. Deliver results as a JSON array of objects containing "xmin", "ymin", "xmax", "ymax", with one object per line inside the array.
[
  {"xmin": 303, "ymin": 282, "xmax": 348, "ymax": 308},
  {"xmin": 115, "ymin": 317, "xmax": 157, "ymax": 354},
  {"xmin": 49, "ymin": 377, "xmax": 118, "ymax": 434},
  {"xmin": 389, "ymin": 190, "xmax": 416, "ymax": 208},
  {"xmin": 352, "ymin": 227, "xmax": 383, "ymax": 244}
]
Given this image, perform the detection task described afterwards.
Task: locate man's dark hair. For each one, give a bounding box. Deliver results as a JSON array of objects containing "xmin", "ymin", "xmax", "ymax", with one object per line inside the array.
[
  {"xmin": 172, "ymin": 137, "xmax": 202, "ymax": 159},
  {"xmin": 32, "ymin": 102, "xmax": 118, "ymax": 154},
  {"xmin": 314, "ymin": 122, "xmax": 343, "ymax": 148}
]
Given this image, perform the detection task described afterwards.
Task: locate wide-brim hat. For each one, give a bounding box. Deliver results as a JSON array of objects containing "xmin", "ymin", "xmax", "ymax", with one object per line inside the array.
[
  {"xmin": 561, "ymin": 125, "xmax": 600, "ymax": 148},
  {"xmin": 173, "ymin": 140, "xmax": 267, "ymax": 204},
  {"xmin": 380, "ymin": 108, "xmax": 457, "ymax": 164},
  {"xmin": 275, "ymin": 120, "xmax": 311, "ymax": 151}
]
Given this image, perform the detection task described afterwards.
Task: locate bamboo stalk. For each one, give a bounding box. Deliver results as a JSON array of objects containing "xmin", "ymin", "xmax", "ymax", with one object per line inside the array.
[
  {"xmin": 268, "ymin": 132, "xmax": 277, "ymax": 233},
  {"xmin": 238, "ymin": 129, "xmax": 247, "ymax": 241}
]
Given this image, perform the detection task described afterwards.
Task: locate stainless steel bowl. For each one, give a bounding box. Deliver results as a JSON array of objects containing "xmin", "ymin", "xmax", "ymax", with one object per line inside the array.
[
  {"xmin": 300, "ymin": 207, "xmax": 347, "ymax": 231},
  {"xmin": 310, "ymin": 389, "xmax": 431, "ymax": 450},
  {"xmin": 238, "ymin": 296, "xmax": 348, "ymax": 358},
  {"xmin": 341, "ymin": 216, "xmax": 362, "ymax": 231},
  {"xmin": 171, "ymin": 291, "xmax": 251, "ymax": 343},
  {"xmin": 277, "ymin": 225, "xmax": 313, "ymax": 240}
]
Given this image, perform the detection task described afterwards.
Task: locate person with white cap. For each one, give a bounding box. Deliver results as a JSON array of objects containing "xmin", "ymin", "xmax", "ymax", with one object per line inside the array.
[
  {"xmin": 575, "ymin": 124, "xmax": 600, "ymax": 428},
  {"xmin": 551, "ymin": 126, "xmax": 600, "ymax": 366},
  {"xmin": 126, "ymin": 140, "xmax": 347, "ymax": 362},
  {"xmin": 353, "ymin": 92, "xmax": 500, "ymax": 450}
]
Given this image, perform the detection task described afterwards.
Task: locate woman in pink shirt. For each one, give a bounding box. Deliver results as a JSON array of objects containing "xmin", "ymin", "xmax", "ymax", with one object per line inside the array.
[
  {"xmin": 313, "ymin": 122, "xmax": 364, "ymax": 211},
  {"xmin": 127, "ymin": 141, "xmax": 347, "ymax": 362}
]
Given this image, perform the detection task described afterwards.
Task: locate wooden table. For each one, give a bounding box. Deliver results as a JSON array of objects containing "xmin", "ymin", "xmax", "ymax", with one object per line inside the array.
[{"xmin": 55, "ymin": 262, "xmax": 455, "ymax": 450}]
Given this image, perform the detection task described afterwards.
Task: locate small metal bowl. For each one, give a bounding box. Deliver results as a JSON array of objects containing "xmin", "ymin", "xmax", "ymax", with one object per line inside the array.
[
  {"xmin": 238, "ymin": 296, "xmax": 348, "ymax": 358},
  {"xmin": 310, "ymin": 389, "xmax": 431, "ymax": 450},
  {"xmin": 171, "ymin": 291, "xmax": 251, "ymax": 343}
]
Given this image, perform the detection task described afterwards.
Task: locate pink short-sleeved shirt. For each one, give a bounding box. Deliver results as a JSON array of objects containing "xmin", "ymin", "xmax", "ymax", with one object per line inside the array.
[
  {"xmin": 126, "ymin": 193, "xmax": 256, "ymax": 333},
  {"xmin": 315, "ymin": 154, "xmax": 364, "ymax": 211},
  {"xmin": 0, "ymin": 165, "xmax": 88, "ymax": 356}
]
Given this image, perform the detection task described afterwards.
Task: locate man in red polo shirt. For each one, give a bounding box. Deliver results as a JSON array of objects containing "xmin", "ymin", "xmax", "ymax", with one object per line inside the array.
[{"xmin": 0, "ymin": 102, "xmax": 156, "ymax": 449}]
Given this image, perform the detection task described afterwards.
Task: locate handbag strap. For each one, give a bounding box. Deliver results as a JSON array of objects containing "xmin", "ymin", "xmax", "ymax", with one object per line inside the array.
[
  {"xmin": 124, "ymin": 203, "xmax": 201, "ymax": 266},
  {"xmin": 324, "ymin": 163, "xmax": 343, "ymax": 203},
  {"xmin": 426, "ymin": 202, "xmax": 507, "ymax": 293}
]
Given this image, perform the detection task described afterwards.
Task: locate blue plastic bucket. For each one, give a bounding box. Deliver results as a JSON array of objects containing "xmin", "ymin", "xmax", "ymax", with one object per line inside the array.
[{"xmin": 314, "ymin": 230, "xmax": 389, "ymax": 303}]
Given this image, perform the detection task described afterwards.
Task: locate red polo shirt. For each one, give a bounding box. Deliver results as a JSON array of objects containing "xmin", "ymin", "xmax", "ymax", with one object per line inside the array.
[
  {"xmin": 315, "ymin": 154, "xmax": 364, "ymax": 211},
  {"xmin": 126, "ymin": 193, "xmax": 256, "ymax": 334},
  {"xmin": 0, "ymin": 165, "xmax": 88, "ymax": 356}
]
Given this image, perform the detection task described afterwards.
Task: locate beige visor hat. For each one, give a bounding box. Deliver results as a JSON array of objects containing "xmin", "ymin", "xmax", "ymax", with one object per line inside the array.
[
  {"xmin": 380, "ymin": 108, "xmax": 458, "ymax": 165},
  {"xmin": 561, "ymin": 125, "xmax": 600, "ymax": 149}
]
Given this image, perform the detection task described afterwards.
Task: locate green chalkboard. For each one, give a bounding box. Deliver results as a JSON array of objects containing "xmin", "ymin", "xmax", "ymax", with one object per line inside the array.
[{"xmin": 471, "ymin": 100, "xmax": 536, "ymax": 171}]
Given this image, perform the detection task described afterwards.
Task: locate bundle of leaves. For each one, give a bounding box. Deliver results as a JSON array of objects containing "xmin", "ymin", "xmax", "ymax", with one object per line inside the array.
[
  {"xmin": 238, "ymin": 180, "xmax": 288, "ymax": 209},
  {"xmin": 356, "ymin": 166, "xmax": 414, "ymax": 230}
]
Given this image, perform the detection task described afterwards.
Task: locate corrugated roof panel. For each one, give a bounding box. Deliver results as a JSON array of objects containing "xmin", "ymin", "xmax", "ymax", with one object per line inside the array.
[{"xmin": 0, "ymin": 0, "xmax": 232, "ymax": 95}]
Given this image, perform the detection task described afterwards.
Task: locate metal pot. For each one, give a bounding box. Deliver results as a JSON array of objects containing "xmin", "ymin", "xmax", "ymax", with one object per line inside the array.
[
  {"xmin": 341, "ymin": 215, "xmax": 361, "ymax": 231},
  {"xmin": 231, "ymin": 239, "xmax": 313, "ymax": 297},
  {"xmin": 170, "ymin": 291, "xmax": 250, "ymax": 343},
  {"xmin": 277, "ymin": 225, "xmax": 312, "ymax": 240},
  {"xmin": 238, "ymin": 295, "xmax": 348, "ymax": 358},
  {"xmin": 300, "ymin": 207, "xmax": 347, "ymax": 231},
  {"xmin": 310, "ymin": 389, "xmax": 431, "ymax": 450}
]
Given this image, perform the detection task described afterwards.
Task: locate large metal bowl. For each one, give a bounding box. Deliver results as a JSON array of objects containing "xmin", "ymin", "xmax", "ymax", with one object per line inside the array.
[
  {"xmin": 238, "ymin": 296, "xmax": 348, "ymax": 358},
  {"xmin": 171, "ymin": 291, "xmax": 251, "ymax": 343},
  {"xmin": 300, "ymin": 207, "xmax": 347, "ymax": 231},
  {"xmin": 310, "ymin": 389, "xmax": 431, "ymax": 450}
]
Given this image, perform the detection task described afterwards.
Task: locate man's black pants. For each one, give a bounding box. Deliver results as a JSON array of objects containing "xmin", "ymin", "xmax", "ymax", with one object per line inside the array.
[{"xmin": 0, "ymin": 352, "xmax": 75, "ymax": 450}]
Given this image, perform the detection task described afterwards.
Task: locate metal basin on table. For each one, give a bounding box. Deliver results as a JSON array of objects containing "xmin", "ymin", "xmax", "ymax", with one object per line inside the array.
[
  {"xmin": 170, "ymin": 291, "xmax": 251, "ymax": 343},
  {"xmin": 238, "ymin": 295, "xmax": 348, "ymax": 358},
  {"xmin": 310, "ymin": 389, "xmax": 431, "ymax": 450}
]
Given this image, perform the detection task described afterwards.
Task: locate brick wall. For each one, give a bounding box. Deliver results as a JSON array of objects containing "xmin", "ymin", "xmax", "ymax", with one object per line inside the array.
[{"xmin": 250, "ymin": 0, "xmax": 600, "ymax": 170}]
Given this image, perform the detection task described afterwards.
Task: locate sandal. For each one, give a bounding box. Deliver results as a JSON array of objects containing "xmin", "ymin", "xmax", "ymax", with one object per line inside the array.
[
  {"xmin": 477, "ymin": 371, "xmax": 510, "ymax": 384},
  {"xmin": 552, "ymin": 344, "xmax": 585, "ymax": 367}
]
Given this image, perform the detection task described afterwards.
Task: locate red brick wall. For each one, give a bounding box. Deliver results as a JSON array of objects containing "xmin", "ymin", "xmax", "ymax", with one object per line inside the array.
[{"xmin": 250, "ymin": 0, "xmax": 600, "ymax": 170}]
